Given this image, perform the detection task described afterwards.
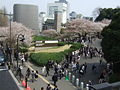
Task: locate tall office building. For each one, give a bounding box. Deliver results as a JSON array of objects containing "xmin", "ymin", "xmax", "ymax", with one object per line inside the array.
[
  {"xmin": 47, "ymin": 0, "xmax": 69, "ymax": 24},
  {"xmin": 13, "ymin": 4, "xmax": 39, "ymax": 33},
  {"xmin": 69, "ymin": 11, "xmax": 77, "ymax": 20},
  {"xmin": 69, "ymin": 11, "xmax": 82, "ymax": 20},
  {"xmin": 39, "ymin": 12, "xmax": 47, "ymax": 32},
  {"xmin": 55, "ymin": 0, "xmax": 68, "ymax": 4},
  {"xmin": 54, "ymin": 11, "xmax": 62, "ymax": 33}
]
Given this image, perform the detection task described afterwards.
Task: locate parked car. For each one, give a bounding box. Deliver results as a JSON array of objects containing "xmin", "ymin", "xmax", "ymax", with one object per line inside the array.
[{"xmin": 0, "ymin": 52, "xmax": 5, "ymax": 66}]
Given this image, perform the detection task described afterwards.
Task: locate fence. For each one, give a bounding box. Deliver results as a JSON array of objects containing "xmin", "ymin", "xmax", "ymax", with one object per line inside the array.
[{"xmin": 64, "ymin": 70, "xmax": 120, "ymax": 90}]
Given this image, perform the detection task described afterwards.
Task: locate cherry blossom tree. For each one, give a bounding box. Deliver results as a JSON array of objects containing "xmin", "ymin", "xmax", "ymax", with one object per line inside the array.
[
  {"xmin": 41, "ymin": 29, "xmax": 59, "ymax": 38},
  {"xmin": 65, "ymin": 19, "xmax": 111, "ymax": 34},
  {"xmin": 0, "ymin": 22, "xmax": 34, "ymax": 48}
]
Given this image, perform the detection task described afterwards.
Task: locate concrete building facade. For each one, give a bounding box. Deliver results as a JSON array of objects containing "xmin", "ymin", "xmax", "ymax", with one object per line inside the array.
[
  {"xmin": 39, "ymin": 12, "xmax": 47, "ymax": 32},
  {"xmin": 69, "ymin": 11, "xmax": 82, "ymax": 20},
  {"xmin": 54, "ymin": 11, "xmax": 62, "ymax": 33},
  {"xmin": 13, "ymin": 4, "xmax": 39, "ymax": 32},
  {"xmin": 47, "ymin": 1, "xmax": 69, "ymax": 24}
]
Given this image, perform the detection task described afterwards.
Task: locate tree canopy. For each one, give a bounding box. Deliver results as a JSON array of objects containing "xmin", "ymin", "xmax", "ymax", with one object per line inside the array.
[
  {"xmin": 95, "ymin": 8, "xmax": 120, "ymax": 21},
  {"xmin": 65, "ymin": 19, "xmax": 110, "ymax": 34},
  {"xmin": 101, "ymin": 12, "xmax": 120, "ymax": 73},
  {"xmin": 0, "ymin": 22, "xmax": 34, "ymax": 47}
]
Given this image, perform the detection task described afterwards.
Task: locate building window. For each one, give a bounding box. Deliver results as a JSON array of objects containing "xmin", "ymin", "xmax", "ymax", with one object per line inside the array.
[{"xmin": 49, "ymin": 6, "xmax": 58, "ymax": 17}]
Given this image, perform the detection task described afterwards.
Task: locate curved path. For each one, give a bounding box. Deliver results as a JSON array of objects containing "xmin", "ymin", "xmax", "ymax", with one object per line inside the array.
[{"xmin": 35, "ymin": 45, "xmax": 71, "ymax": 53}]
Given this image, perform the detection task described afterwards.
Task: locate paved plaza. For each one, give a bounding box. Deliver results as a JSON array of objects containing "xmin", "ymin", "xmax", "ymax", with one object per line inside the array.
[{"xmin": 17, "ymin": 38, "xmax": 106, "ymax": 90}]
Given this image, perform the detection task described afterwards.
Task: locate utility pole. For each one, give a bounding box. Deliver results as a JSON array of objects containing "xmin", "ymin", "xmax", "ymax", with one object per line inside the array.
[
  {"xmin": 16, "ymin": 34, "xmax": 25, "ymax": 68},
  {"xmin": 0, "ymin": 12, "xmax": 13, "ymax": 64},
  {"xmin": 9, "ymin": 12, "xmax": 12, "ymax": 64}
]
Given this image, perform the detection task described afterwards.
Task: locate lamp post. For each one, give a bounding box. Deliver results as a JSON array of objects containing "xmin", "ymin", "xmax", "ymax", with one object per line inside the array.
[
  {"xmin": 0, "ymin": 12, "xmax": 13, "ymax": 64},
  {"xmin": 17, "ymin": 34, "xmax": 25, "ymax": 68}
]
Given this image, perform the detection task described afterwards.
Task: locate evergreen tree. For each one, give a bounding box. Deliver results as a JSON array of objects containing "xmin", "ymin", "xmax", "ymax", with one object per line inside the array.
[{"xmin": 101, "ymin": 12, "xmax": 120, "ymax": 73}]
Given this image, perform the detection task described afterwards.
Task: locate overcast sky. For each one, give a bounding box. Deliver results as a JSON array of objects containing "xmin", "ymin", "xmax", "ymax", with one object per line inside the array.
[{"xmin": 1, "ymin": 0, "xmax": 120, "ymax": 16}]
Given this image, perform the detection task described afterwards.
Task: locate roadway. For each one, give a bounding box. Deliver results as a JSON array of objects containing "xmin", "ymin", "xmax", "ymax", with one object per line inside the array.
[{"xmin": 0, "ymin": 65, "xmax": 20, "ymax": 90}]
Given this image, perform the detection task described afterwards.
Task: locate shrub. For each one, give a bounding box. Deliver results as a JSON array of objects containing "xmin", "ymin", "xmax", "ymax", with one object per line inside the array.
[
  {"xmin": 70, "ymin": 43, "xmax": 82, "ymax": 50},
  {"xmin": 30, "ymin": 52, "xmax": 64, "ymax": 66},
  {"xmin": 109, "ymin": 73, "xmax": 120, "ymax": 83},
  {"xmin": 33, "ymin": 36, "xmax": 55, "ymax": 41},
  {"xmin": 57, "ymin": 42, "xmax": 66, "ymax": 46},
  {"xmin": 30, "ymin": 43, "xmax": 82, "ymax": 66}
]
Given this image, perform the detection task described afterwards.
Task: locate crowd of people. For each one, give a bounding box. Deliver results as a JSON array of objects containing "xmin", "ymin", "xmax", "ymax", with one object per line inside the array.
[
  {"xmin": 11, "ymin": 33, "xmax": 113, "ymax": 89},
  {"xmin": 24, "ymin": 66, "xmax": 60, "ymax": 90}
]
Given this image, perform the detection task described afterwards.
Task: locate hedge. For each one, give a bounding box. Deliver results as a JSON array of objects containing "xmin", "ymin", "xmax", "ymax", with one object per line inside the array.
[
  {"xmin": 71, "ymin": 43, "xmax": 82, "ymax": 50},
  {"xmin": 57, "ymin": 42, "xmax": 66, "ymax": 46},
  {"xmin": 33, "ymin": 36, "xmax": 55, "ymax": 41},
  {"xmin": 30, "ymin": 52, "xmax": 64, "ymax": 66},
  {"xmin": 30, "ymin": 43, "xmax": 82, "ymax": 66},
  {"xmin": 109, "ymin": 73, "xmax": 120, "ymax": 83}
]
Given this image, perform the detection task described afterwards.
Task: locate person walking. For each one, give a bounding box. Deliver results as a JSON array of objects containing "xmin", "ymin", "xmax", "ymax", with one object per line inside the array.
[
  {"xmin": 52, "ymin": 73, "xmax": 58, "ymax": 86},
  {"xmin": 42, "ymin": 66, "xmax": 46, "ymax": 75},
  {"xmin": 26, "ymin": 68, "xmax": 31, "ymax": 79},
  {"xmin": 17, "ymin": 65, "xmax": 22, "ymax": 81},
  {"xmin": 99, "ymin": 72, "xmax": 105, "ymax": 83},
  {"xmin": 35, "ymin": 70, "xmax": 38, "ymax": 80},
  {"xmin": 41, "ymin": 87, "xmax": 44, "ymax": 90},
  {"xmin": 24, "ymin": 53, "xmax": 28, "ymax": 62},
  {"xmin": 25, "ymin": 75, "xmax": 28, "ymax": 88},
  {"xmin": 92, "ymin": 64, "xmax": 96, "ymax": 72},
  {"xmin": 31, "ymin": 70, "xmax": 35, "ymax": 82},
  {"xmin": 84, "ymin": 62, "xmax": 87, "ymax": 74},
  {"xmin": 46, "ymin": 84, "xmax": 51, "ymax": 90},
  {"xmin": 46, "ymin": 64, "xmax": 50, "ymax": 77},
  {"xmin": 53, "ymin": 85, "xmax": 58, "ymax": 90}
]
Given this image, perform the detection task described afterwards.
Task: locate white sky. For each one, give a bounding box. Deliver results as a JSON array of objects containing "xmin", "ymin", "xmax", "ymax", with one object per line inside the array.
[{"xmin": 0, "ymin": 0, "xmax": 120, "ymax": 16}]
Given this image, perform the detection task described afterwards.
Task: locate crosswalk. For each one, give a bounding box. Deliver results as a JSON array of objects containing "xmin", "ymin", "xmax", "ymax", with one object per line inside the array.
[
  {"xmin": 0, "ymin": 65, "xmax": 8, "ymax": 72},
  {"xmin": 0, "ymin": 68, "xmax": 8, "ymax": 71}
]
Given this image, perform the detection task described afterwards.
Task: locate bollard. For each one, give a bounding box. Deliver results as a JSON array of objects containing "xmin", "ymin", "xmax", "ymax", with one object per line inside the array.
[
  {"xmin": 65, "ymin": 70, "xmax": 69, "ymax": 80},
  {"xmin": 68, "ymin": 72, "xmax": 71, "ymax": 81},
  {"xmin": 65, "ymin": 75, "xmax": 69, "ymax": 81},
  {"xmin": 86, "ymin": 84, "xmax": 89, "ymax": 90},
  {"xmin": 65, "ymin": 70, "xmax": 68, "ymax": 77},
  {"xmin": 80, "ymin": 82, "xmax": 84, "ymax": 90},
  {"xmin": 72, "ymin": 75, "xmax": 75, "ymax": 84},
  {"xmin": 76, "ymin": 78, "xmax": 79, "ymax": 87}
]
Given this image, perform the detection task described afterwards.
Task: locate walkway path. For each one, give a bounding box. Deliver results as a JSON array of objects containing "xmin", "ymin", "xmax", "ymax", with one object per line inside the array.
[
  {"xmin": 77, "ymin": 38, "xmax": 106, "ymax": 84},
  {"xmin": 29, "ymin": 45, "xmax": 71, "ymax": 53},
  {"xmin": 19, "ymin": 38, "xmax": 106, "ymax": 90},
  {"xmin": 24, "ymin": 62, "xmax": 77, "ymax": 90}
]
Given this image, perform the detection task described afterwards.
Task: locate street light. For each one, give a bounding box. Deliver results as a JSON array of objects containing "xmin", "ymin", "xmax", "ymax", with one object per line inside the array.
[
  {"xmin": 17, "ymin": 34, "xmax": 25, "ymax": 68},
  {"xmin": 0, "ymin": 12, "xmax": 13, "ymax": 64}
]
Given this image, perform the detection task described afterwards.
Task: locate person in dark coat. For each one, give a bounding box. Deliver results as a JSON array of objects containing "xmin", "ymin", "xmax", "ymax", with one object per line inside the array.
[
  {"xmin": 25, "ymin": 75, "xmax": 28, "ymax": 88},
  {"xmin": 26, "ymin": 68, "xmax": 31, "ymax": 78},
  {"xmin": 52, "ymin": 73, "xmax": 58, "ymax": 86},
  {"xmin": 92, "ymin": 64, "xmax": 96, "ymax": 71},
  {"xmin": 46, "ymin": 64, "xmax": 50, "ymax": 77},
  {"xmin": 53, "ymin": 85, "xmax": 58, "ymax": 90},
  {"xmin": 46, "ymin": 84, "xmax": 51, "ymax": 90},
  {"xmin": 41, "ymin": 87, "xmax": 44, "ymax": 90}
]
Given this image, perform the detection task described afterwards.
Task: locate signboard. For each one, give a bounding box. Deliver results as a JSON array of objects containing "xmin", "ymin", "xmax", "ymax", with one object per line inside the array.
[{"xmin": 45, "ymin": 40, "xmax": 58, "ymax": 44}]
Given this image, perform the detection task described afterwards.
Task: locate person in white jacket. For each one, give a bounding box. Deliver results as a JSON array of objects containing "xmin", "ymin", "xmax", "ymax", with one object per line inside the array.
[{"xmin": 42, "ymin": 66, "xmax": 46, "ymax": 75}]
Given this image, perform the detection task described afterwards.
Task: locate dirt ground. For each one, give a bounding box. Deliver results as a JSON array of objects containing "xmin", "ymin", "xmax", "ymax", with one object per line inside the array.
[{"xmin": 29, "ymin": 45, "xmax": 71, "ymax": 53}]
